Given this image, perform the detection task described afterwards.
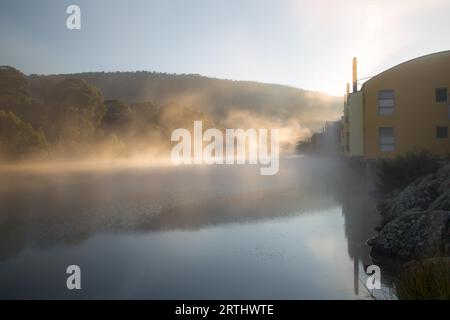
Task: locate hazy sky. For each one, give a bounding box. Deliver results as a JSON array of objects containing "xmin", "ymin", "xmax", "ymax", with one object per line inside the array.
[{"xmin": 1, "ymin": 0, "xmax": 449, "ymax": 95}]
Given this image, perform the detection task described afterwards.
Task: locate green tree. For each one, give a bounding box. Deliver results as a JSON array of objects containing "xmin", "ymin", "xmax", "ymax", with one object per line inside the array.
[
  {"xmin": 33, "ymin": 78, "xmax": 107, "ymax": 144},
  {"xmin": 0, "ymin": 110, "xmax": 48, "ymax": 160},
  {"xmin": 103, "ymin": 100, "xmax": 134, "ymax": 126}
]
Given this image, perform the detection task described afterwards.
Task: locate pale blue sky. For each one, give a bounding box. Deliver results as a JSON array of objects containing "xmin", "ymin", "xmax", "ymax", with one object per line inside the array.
[{"xmin": 1, "ymin": 0, "xmax": 449, "ymax": 95}]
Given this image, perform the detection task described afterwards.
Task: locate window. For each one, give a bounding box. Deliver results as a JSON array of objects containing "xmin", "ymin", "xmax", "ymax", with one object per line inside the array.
[
  {"xmin": 436, "ymin": 88, "xmax": 448, "ymax": 102},
  {"xmin": 379, "ymin": 127, "xmax": 395, "ymax": 152},
  {"xmin": 378, "ymin": 90, "xmax": 395, "ymax": 115},
  {"xmin": 436, "ymin": 126, "xmax": 448, "ymax": 139}
]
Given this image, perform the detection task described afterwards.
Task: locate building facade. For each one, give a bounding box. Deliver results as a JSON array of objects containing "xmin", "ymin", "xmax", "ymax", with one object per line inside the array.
[
  {"xmin": 343, "ymin": 51, "xmax": 450, "ymax": 160},
  {"xmin": 343, "ymin": 90, "xmax": 363, "ymax": 157}
]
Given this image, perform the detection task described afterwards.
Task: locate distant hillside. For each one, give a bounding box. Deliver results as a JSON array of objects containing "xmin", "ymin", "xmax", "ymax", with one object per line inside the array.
[
  {"xmin": 0, "ymin": 66, "xmax": 342, "ymax": 161},
  {"xmin": 35, "ymin": 71, "xmax": 342, "ymax": 135}
]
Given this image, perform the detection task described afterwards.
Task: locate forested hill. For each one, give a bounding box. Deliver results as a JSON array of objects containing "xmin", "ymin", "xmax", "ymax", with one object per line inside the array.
[
  {"xmin": 0, "ymin": 66, "xmax": 342, "ymax": 162},
  {"xmin": 36, "ymin": 71, "xmax": 342, "ymax": 132}
]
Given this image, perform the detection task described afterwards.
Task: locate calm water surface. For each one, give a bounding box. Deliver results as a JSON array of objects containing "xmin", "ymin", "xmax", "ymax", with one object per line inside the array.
[{"xmin": 0, "ymin": 156, "xmax": 390, "ymax": 299}]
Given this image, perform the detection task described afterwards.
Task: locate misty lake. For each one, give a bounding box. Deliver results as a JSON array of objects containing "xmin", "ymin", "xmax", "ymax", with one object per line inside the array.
[{"xmin": 0, "ymin": 156, "xmax": 390, "ymax": 299}]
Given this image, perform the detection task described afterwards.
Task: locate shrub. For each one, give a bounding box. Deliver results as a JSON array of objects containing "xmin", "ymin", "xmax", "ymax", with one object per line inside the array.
[{"xmin": 376, "ymin": 151, "xmax": 440, "ymax": 193}]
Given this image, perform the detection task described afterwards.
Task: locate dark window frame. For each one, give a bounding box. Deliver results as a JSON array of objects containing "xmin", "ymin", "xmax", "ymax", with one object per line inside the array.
[
  {"xmin": 436, "ymin": 126, "xmax": 448, "ymax": 139},
  {"xmin": 436, "ymin": 88, "xmax": 448, "ymax": 102}
]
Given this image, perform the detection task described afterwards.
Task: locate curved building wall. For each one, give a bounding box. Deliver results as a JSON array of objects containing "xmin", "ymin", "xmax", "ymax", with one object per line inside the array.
[{"xmin": 363, "ymin": 51, "xmax": 450, "ymax": 159}]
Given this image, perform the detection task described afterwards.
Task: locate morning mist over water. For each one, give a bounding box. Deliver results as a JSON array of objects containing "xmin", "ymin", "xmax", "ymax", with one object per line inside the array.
[
  {"xmin": 1, "ymin": 0, "xmax": 449, "ymax": 309},
  {"xmin": 0, "ymin": 157, "xmax": 382, "ymax": 299}
]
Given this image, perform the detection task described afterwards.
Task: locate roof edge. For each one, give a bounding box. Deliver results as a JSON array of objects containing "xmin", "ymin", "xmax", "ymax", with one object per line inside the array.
[{"xmin": 362, "ymin": 50, "xmax": 450, "ymax": 89}]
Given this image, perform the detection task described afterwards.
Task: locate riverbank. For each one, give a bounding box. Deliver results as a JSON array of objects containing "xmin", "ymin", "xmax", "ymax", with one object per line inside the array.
[
  {"xmin": 367, "ymin": 161, "xmax": 450, "ymax": 299},
  {"xmin": 369, "ymin": 163, "xmax": 450, "ymax": 260}
]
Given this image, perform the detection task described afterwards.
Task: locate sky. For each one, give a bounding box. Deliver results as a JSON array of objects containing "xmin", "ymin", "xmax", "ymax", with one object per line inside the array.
[{"xmin": 0, "ymin": 0, "xmax": 449, "ymax": 96}]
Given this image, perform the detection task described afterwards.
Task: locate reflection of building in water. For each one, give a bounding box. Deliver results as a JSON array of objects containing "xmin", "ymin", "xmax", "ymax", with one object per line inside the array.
[
  {"xmin": 294, "ymin": 160, "xmax": 383, "ymax": 296},
  {"xmin": 338, "ymin": 166, "xmax": 380, "ymax": 296}
]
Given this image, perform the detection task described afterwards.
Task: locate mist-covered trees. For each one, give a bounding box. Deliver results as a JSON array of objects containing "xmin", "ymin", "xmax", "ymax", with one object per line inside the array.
[
  {"xmin": 0, "ymin": 66, "xmax": 341, "ymax": 162},
  {"xmin": 35, "ymin": 70, "xmax": 342, "ymax": 132},
  {"xmin": 28, "ymin": 77, "xmax": 106, "ymax": 144},
  {"xmin": 0, "ymin": 111, "xmax": 48, "ymax": 159},
  {"xmin": 0, "ymin": 67, "xmax": 107, "ymax": 160},
  {"xmin": 0, "ymin": 66, "xmax": 219, "ymax": 161},
  {"xmin": 0, "ymin": 67, "xmax": 36, "ymax": 123},
  {"xmin": 103, "ymin": 100, "xmax": 133, "ymax": 128}
]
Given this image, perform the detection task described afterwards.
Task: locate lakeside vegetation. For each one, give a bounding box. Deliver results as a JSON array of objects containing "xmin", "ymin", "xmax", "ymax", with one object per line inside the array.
[
  {"xmin": 395, "ymin": 258, "xmax": 450, "ymax": 300},
  {"xmin": 0, "ymin": 66, "xmax": 341, "ymax": 162},
  {"xmin": 376, "ymin": 151, "xmax": 442, "ymax": 193}
]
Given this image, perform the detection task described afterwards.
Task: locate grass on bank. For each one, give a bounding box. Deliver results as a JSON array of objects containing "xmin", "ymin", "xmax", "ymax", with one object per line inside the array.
[{"xmin": 394, "ymin": 258, "xmax": 450, "ymax": 300}]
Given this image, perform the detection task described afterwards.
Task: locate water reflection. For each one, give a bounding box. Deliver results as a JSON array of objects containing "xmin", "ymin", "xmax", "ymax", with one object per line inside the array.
[{"xmin": 0, "ymin": 156, "xmax": 386, "ymax": 299}]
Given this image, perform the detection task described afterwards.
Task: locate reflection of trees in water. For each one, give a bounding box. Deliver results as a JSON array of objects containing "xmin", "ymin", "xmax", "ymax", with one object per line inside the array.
[
  {"xmin": 0, "ymin": 156, "xmax": 382, "ymax": 280},
  {"xmin": 0, "ymin": 192, "xmax": 28, "ymax": 261},
  {"xmin": 0, "ymin": 174, "xmax": 100, "ymax": 261},
  {"xmin": 297, "ymin": 160, "xmax": 385, "ymax": 296},
  {"xmin": 0, "ymin": 159, "xmax": 340, "ymax": 261}
]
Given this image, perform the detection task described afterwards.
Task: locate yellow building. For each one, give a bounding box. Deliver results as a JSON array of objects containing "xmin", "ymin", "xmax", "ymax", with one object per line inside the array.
[
  {"xmin": 343, "ymin": 90, "xmax": 363, "ymax": 157},
  {"xmin": 343, "ymin": 51, "xmax": 450, "ymax": 160}
]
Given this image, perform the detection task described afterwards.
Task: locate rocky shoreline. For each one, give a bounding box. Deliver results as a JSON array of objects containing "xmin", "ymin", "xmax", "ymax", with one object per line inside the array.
[{"xmin": 368, "ymin": 163, "xmax": 450, "ymax": 262}]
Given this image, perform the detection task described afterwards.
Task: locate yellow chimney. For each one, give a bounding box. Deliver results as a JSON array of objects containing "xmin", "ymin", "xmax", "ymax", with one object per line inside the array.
[
  {"xmin": 346, "ymin": 82, "xmax": 350, "ymax": 104},
  {"xmin": 352, "ymin": 57, "xmax": 358, "ymax": 92}
]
